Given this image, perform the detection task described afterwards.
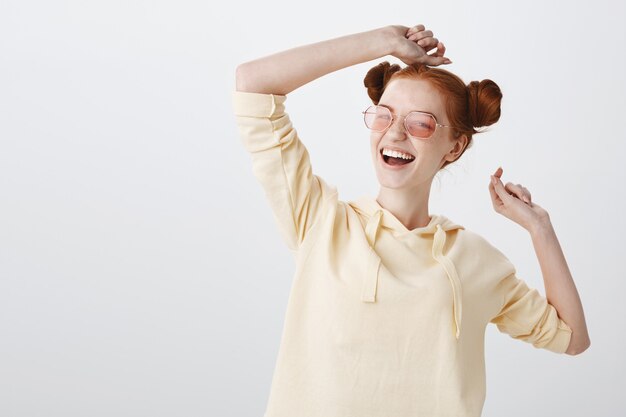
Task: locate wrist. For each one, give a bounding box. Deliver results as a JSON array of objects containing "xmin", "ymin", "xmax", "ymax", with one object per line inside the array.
[
  {"xmin": 528, "ymin": 213, "xmax": 552, "ymax": 237},
  {"xmin": 379, "ymin": 25, "xmax": 402, "ymax": 57}
]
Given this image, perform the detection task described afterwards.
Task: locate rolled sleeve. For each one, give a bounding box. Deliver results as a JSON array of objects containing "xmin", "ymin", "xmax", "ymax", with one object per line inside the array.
[
  {"xmin": 490, "ymin": 270, "xmax": 573, "ymax": 354},
  {"xmin": 232, "ymin": 90, "xmax": 286, "ymax": 118}
]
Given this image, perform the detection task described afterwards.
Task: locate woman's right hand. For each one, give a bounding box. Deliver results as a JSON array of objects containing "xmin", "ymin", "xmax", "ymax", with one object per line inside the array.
[{"xmin": 386, "ymin": 24, "xmax": 452, "ymax": 66}]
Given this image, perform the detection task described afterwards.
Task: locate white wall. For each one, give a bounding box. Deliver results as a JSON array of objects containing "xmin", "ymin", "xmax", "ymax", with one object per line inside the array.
[{"xmin": 1, "ymin": 0, "xmax": 624, "ymax": 416}]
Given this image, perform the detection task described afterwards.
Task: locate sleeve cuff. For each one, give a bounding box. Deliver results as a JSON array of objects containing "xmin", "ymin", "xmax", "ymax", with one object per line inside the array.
[
  {"xmin": 231, "ymin": 90, "xmax": 287, "ymax": 118},
  {"xmin": 543, "ymin": 319, "xmax": 573, "ymax": 354}
]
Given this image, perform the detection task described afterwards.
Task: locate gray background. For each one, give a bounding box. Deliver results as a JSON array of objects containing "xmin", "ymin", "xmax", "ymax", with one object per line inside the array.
[{"xmin": 1, "ymin": 0, "xmax": 624, "ymax": 416}]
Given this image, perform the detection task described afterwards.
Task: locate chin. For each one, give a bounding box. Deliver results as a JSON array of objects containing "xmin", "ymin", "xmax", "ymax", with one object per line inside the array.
[
  {"xmin": 374, "ymin": 168, "xmax": 412, "ymax": 188},
  {"xmin": 377, "ymin": 176, "xmax": 413, "ymax": 190}
]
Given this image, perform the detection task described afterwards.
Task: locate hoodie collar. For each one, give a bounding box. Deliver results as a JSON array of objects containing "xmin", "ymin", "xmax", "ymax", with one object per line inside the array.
[{"xmin": 349, "ymin": 195, "xmax": 466, "ymax": 340}]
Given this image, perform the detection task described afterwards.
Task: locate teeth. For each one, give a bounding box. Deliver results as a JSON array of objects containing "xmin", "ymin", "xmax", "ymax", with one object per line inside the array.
[{"xmin": 382, "ymin": 148, "xmax": 415, "ymax": 160}]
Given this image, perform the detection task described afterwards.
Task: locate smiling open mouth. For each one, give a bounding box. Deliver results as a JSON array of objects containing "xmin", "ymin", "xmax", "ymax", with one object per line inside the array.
[{"xmin": 381, "ymin": 148, "xmax": 415, "ymax": 166}]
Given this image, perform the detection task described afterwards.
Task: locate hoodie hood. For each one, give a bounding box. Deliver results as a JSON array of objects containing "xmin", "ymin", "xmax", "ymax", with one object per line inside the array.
[{"xmin": 349, "ymin": 195, "xmax": 466, "ymax": 340}]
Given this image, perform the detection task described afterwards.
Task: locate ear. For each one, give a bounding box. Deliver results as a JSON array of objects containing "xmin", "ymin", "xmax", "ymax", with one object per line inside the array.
[{"xmin": 444, "ymin": 134, "xmax": 468, "ymax": 162}]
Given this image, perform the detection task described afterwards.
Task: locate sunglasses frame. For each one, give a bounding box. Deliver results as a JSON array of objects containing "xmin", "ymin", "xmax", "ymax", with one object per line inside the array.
[{"xmin": 362, "ymin": 105, "xmax": 457, "ymax": 140}]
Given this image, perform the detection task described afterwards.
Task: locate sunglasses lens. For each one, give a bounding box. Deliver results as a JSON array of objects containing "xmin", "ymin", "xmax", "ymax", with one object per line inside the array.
[
  {"xmin": 406, "ymin": 112, "xmax": 436, "ymax": 138},
  {"xmin": 364, "ymin": 106, "xmax": 437, "ymax": 139},
  {"xmin": 364, "ymin": 106, "xmax": 391, "ymax": 131}
]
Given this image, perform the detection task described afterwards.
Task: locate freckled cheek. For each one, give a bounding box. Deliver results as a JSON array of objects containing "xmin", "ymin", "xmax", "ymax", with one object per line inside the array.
[{"xmin": 370, "ymin": 136, "xmax": 381, "ymax": 157}]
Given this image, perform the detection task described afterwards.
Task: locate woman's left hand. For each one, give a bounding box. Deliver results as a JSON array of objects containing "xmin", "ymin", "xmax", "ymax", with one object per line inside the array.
[
  {"xmin": 387, "ymin": 24, "xmax": 452, "ymax": 66},
  {"xmin": 489, "ymin": 167, "xmax": 550, "ymax": 232}
]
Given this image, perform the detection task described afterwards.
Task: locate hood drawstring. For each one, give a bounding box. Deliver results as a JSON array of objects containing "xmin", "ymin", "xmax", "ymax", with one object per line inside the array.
[
  {"xmin": 360, "ymin": 207, "xmax": 463, "ymax": 340},
  {"xmin": 432, "ymin": 224, "xmax": 463, "ymax": 340},
  {"xmin": 361, "ymin": 209, "xmax": 383, "ymax": 303}
]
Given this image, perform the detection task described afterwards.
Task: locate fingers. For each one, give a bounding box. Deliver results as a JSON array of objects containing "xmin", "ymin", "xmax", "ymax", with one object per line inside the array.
[
  {"xmin": 405, "ymin": 24, "xmax": 425, "ymax": 37},
  {"xmin": 490, "ymin": 175, "xmax": 514, "ymax": 211},
  {"xmin": 488, "ymin": 177, "xmax": 502, "ymax": 208},
  {"xmin": 428, "ymin": 42, "xmax": 448, "ymax": 59},
  {"xmin": 404, "ymin": 24, "xmax": 452, "ymax": 66},
  {"xmin": 418, "ymin": 36, "xmax": 439, "ymax": 51},
  {"xmin": 432, "ymin": 42, "xmax": 445, "ymax": 56},
  {"xmin": 489, "ymin": 170, "xmax": 534, "ymax": 213},
  {"xmin": 425, "ymin": 44, "xmax": 451, "ymax": 65},
  {"xmin": 407, "ymin": 31, "xmax": 435, "ymax": 49},
  {"xmin": 489, "ymin": 167, "xmax": 507, "ymax": 210},
  {"xmin": 504, "ymin": 182, "xmax": 532, "ymax": 204},
  {"xmin": 425, "ymin": 55, "xmax": 452, "ymax": 66},
  {"xmin": 407, "ymin": 29, "xmax": 432, "ymax": 41},
  {"xmin": 516, "ymin": 184, "xmax": 531, "ymax": 203}
]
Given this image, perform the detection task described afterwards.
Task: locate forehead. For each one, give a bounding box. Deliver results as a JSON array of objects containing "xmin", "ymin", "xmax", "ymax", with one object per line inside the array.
[{"xmin": 379, "ymin": 78, "xmax": 445, "ymax": 118}]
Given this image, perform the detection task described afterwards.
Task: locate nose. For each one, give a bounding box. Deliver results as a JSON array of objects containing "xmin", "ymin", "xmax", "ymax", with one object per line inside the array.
[{"xmin": 386, "ymin": 117, "xmax": 408, "ymax": 140}]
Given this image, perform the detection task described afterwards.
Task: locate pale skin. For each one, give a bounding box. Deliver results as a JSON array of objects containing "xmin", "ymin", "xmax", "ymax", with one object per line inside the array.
[{"xmin": 235, "ymin": 24, "xmax": 590, "ymax": 355}]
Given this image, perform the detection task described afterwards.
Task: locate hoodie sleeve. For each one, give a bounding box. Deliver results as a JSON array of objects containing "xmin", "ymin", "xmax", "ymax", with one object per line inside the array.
[
  {"xmin": 490, "ymin": 262, "xmax": 573, "ymax": 354},
  {"xmin": 231, "ymin": 90, "xmax": 337, "ymax": 252}
]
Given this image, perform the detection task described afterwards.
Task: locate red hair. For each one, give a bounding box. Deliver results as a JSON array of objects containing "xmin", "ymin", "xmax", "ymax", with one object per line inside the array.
[{"xmin": 363, "ymin": 61, "xmax": 503, "ymax": 168}]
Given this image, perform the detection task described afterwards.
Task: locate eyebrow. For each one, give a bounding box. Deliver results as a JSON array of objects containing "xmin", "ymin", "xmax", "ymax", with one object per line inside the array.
[{"xmin": 378, "ymin": 103, "xmax": 438, "ymax": 120}]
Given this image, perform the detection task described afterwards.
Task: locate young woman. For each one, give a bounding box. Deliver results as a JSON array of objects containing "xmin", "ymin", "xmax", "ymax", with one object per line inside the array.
[{"xmin": 232, "ymin": 24, "xmax": 590, "ymax": 417}]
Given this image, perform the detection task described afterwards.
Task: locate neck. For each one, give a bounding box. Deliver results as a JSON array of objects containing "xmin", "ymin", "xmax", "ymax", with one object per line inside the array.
[{"xmin": 376, "ymin": 183, "xmax": 432, "ymax": 231}]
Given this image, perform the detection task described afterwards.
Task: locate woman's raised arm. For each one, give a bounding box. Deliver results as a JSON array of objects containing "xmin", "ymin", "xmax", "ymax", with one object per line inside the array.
[
  {"xmin": 235, "ymin": 24, "xmax": 451, "ymax": 95},
  {"xmin": 232, "ymin": 24, "xmax": 450, "ymax": 252}
]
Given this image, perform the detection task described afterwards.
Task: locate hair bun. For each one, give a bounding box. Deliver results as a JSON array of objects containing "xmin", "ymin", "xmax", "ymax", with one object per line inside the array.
[
  {"xmin": 467, "ymin": 79, "xmax": 502, "ymax": 128},
  {"xmin": 363, "ymin": 61, "xmax": 402, "ymax": 104}
]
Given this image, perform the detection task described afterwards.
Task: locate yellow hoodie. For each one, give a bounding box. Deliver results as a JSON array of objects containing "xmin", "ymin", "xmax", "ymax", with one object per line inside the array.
[{"xmin": 232, "ymin": 90, "xmax": 573, "ymax": 417}]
